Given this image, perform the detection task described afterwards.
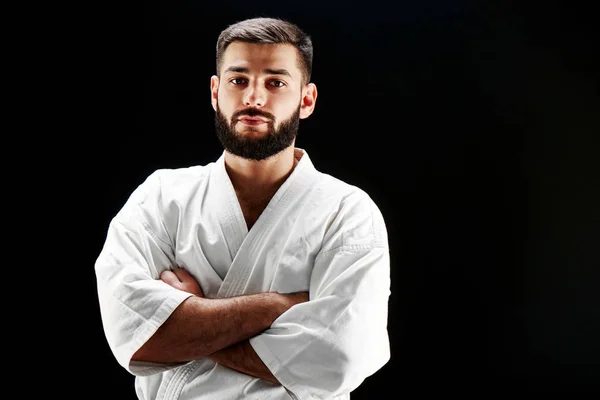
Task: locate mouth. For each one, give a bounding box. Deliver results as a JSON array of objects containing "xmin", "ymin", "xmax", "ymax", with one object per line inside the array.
[{"xmin": 238, "ymin": 117, "xmax": 269, "ymax": 126}]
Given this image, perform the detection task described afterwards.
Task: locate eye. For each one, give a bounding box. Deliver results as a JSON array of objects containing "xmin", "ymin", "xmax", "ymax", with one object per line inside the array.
[
  {"xmin": 230, "ymin": 78, "xmax": 247, "ymax": 85},
  {"xmin": 269, "ymin": 80, "xmax": 286, "ymax": 87}
]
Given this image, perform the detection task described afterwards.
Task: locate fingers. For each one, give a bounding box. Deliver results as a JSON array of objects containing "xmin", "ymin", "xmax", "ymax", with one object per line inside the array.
[
  {"xmin": 171, "ymin": 267, "xmax": 193, "ymax": 283},
  {"xmin": 159, "ymin": 270, "xmax": 180, "ymax": 286},
  {"xmin": 160, "ymin": 267, "xmax": 204, "ymax": 297}
]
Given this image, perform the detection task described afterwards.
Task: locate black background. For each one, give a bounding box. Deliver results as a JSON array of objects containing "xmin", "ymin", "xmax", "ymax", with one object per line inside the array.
[{"xmin": 52, "ymin": 0, "xmax": 599, "ymax": 398}]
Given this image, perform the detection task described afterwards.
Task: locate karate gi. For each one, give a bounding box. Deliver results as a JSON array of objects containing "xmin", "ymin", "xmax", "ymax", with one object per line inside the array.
[{"xmin": 95, "ymin": 148, "xmax": 391, "ymax": 400}]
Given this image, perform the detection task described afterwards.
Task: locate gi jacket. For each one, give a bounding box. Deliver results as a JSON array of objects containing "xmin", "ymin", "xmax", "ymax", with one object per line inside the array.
[{"xmin": 95, "ymin": 148, "xmax": 391, "ymax": 400}]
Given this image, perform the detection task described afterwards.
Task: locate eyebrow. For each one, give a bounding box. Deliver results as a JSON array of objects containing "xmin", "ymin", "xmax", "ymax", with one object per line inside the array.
[{"xmin": 224, "ymin": 66, "xmax": 292, "ymax": 78}]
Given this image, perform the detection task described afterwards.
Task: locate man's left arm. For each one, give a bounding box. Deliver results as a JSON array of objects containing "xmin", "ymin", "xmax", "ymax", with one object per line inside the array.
[
  {"xmin": 247, "ymin": 194, "xmax": 392, "ymax": 398},
  {"xmin": 250, "ymin": 245, "xmax": 391, "ymax": 397}
]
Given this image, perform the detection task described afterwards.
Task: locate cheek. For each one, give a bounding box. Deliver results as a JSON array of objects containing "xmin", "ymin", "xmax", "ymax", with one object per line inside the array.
[
  {"xmin": 216, "ymin": 90, "xmax": 226, "ymax": 105},
  {"xmin": 216, "ymin": 93, "xmax": 235, "ymax": 113},
  {"xmin": 277, "ymin": 99, "xmax": 301, "ymax": 118}
]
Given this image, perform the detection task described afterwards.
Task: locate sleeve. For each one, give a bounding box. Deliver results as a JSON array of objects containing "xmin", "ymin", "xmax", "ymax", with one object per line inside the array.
[
  {"xmin": 249, "ymin": 192, "xmax": 392, "ymax": 399},
  {"xmin": 94, "ymin": 170, "xmax": 194, "ymax": 376}
]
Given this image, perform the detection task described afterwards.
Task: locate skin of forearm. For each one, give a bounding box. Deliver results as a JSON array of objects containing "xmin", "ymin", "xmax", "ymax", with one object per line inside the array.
[
  {"xmin": 132, "ymin": 293, "xmax": 284, "ymax": 363},
  {"xmin": 208, "ymin": 339, "xmax": 279, "ymax": 383}
]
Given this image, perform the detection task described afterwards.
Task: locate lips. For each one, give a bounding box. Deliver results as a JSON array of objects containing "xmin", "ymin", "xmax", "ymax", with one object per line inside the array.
[
  {"xmin": 238, "ymin": 117, "xmax": 268, "ymax": 123},
  {"xmin": 238, "ymin": 116, "xmax": 269, "ymax": 126}
]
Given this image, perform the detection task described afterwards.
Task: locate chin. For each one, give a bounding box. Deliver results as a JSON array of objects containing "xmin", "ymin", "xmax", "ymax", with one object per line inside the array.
[{"xmin": 237, "ymin": 128, "xmax": 271, "ymax": 137}]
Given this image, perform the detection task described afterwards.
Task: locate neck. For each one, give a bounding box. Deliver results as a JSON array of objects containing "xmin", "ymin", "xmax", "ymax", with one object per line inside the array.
[{"xmin": 224, "ymin": 146, "xmax": 300, "ymax": 197}]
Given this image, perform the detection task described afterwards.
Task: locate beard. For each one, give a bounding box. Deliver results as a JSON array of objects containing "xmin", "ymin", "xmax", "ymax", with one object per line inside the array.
[{"xmin": 214, "ymin": 103, "xmax": 301, "ymax": 161}]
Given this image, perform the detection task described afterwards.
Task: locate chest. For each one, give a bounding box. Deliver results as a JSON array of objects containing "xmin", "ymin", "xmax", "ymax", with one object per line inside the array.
[
  {"xmin": 174, "ymin": 196, "xmax": 324, "ymax": 296},
  {"xmin": 236, "ymin": 192, "xmax": 274, "ymax": 230}
]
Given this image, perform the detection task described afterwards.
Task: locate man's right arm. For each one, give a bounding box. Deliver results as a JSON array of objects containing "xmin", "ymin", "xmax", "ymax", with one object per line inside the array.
[{"xmin": 132, "ymin": 291, "xmax": 307, "ymax": 364}]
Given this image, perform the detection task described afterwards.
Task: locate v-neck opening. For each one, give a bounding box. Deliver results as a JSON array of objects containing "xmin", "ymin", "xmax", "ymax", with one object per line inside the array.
[
  {"xmin": 214, "ymin": 148, "xmax": 319, "ymax": 297},
  {"xmin": 219, "ymin": 149, "xmax": 309, "ymax": 238}
]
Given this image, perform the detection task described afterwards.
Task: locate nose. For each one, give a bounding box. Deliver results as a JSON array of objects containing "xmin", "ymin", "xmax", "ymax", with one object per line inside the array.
[{"xmin": 243, "ymin": 82, "xmax": 267, "ymax": 107}]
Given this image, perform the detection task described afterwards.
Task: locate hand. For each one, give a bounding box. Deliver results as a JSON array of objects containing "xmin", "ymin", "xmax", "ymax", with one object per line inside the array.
[
  {"xmin": 160, "ymin": 267, "xmax": 204, "ymax": 297},
  {"xmin": 277, "ymin": 291, "xmax": 309, "ymax": 314}
]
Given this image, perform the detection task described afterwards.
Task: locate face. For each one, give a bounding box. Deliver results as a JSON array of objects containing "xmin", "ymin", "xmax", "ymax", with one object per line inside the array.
[{"xmin": 211, "ymin": 42, "xmax": 317, "ymax": 161}]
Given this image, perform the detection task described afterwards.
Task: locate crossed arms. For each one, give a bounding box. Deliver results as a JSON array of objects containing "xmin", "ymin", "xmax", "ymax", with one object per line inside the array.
[
  {"xmin": 132, "ymin": 267, "xmax": 308, "ymax": 383},
  {"xmin": 97, "ymin": 179, "xmax": 391, "ymax": 397}
]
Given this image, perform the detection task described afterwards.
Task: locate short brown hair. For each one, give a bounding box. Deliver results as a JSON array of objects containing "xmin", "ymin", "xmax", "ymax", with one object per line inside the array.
[{"xmin": 216, "ymin": 17, "xmax": 313, "ymax": 86}]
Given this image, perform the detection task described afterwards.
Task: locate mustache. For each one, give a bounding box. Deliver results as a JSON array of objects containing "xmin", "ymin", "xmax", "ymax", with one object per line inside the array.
[{"xmin": 232, "ymin": 108, "xmax": 275, "ymax": 121}]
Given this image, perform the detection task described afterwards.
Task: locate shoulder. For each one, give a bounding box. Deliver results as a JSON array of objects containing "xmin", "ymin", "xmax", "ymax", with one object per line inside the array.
[
  {"xmin": 113, "ymin": 163, "xmax": 213, "ymax": 233},
  {"xmin": 313, "ymin": 172, "xmax": 388, "ymax": 251},
  {"xmin": 131, "ymin": 164, "xmax": 213, "ymax": 205},
  {"xmin": 150, "ymin": 164, "xmax": 211, "ymax": 189},
  {"xmin": 113, "ymin": 164, "xmax": 213, "ymax": 226},
  {"xmin": 317, "ymin": 172, "xmax": 383, "ymax": 215}
]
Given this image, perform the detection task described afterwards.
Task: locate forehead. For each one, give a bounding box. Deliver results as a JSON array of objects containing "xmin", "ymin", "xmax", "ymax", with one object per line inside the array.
[{"xmin": 221, "ymin": 42, "xmax": 300, "ymax": 76}]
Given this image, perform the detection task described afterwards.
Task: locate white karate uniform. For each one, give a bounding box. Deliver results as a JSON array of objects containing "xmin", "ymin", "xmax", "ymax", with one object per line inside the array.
[{"xmin": 95, "ymin": 148, "xmax": 391, "ymax": 400}]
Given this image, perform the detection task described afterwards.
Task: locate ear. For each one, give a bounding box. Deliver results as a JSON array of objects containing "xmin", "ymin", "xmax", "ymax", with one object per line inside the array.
[
  {"xmin": 210, "ymin": 75, "xmax": 219, "ymax": 111},
  {"xmin": 299, "ymin": 83, "xmax": 317, "ymax": 119}
]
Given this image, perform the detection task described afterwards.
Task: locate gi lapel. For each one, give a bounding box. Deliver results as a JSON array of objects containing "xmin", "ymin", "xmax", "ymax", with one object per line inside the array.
[
  {"xmin": 216, "ymin": 149, "xmax": 320, "ymax": 298},
  {"xmin": 210, "ymin": 152, "xmax": 248, "ymax": 263}
]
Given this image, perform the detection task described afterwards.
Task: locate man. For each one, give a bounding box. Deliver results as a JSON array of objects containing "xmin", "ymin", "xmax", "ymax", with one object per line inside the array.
[{"xmin": 95, "ymin": 16, "xmax": 391, "ymax": 399}]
